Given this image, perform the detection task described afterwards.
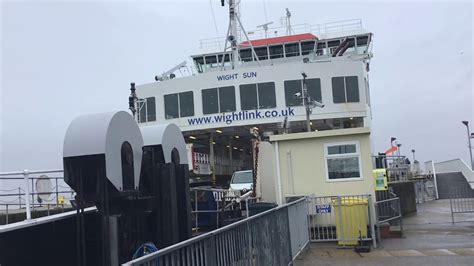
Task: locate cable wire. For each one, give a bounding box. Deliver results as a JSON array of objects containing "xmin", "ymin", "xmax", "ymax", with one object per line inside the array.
[{"xmin": 209, "ymin": 0, "xmax": 222, "ymax": 50}]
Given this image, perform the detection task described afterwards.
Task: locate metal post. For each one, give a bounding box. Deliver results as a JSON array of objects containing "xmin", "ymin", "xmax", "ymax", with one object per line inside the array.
[
  {"xmin": 337, "ymin": 196, "xmax": 344, "ymax": 243},
  {"xmin": 302, "ymin": 73, "xmax": 311, "ymax": 132},
  {"xmin": 210, "ymin": 135, "xmax": 216, "ymax": 187},
  {"xmin": 55, "ymin": 178, "xmax": 59, "ymax": 206},
  {"xmin": 374, "ymin": 202, "xmax": 381, "ymax": 244},
  {"xmin": 464, "ymin": 122, "xmax": 474, "ymax": 169},
  {"xmin": 31, "ymin": 177, "xmax": 34, "ymax": 210},
  {"xmin": 432, "ymin": 161, "xmax": 439, "ymax": 200},
  {"xmin": 194, "ymin": 190, "xmax": 198, "ymax": 232},
  {"xmin": 23, "ymin": 169, "xmax": 31, "ymax": 220},
  {"xmin": 449, "ymin": 196, "xmax": 455, "ymax": 224},
  {"xmin": 6, "ymin": 204, "xmax": 9, "ymax": 224},
  {"xmin": 398, "ymin": 199, "xmax": 404, "ymax": 237},
  {"xmin": 368, "ymin": 195, "xmax": 377, "ymax": 248},
  {"xmin": 18, "ymin": 187, "xmax": 21, "ymax": 209}
]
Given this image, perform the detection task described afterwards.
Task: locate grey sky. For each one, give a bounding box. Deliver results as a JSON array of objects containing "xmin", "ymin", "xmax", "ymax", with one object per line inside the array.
[{"xmin": 1, "ymin": 0, "xmax": 473, "ymax": 173}]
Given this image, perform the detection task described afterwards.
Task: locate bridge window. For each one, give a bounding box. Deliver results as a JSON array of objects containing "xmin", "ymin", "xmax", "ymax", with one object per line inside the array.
[
  {"xmin": 240, "ymin": 82, "xmax": 276, "ymax": 110},
  {"xmin": 356, "ymin": 35, "xmax": 369, "ymax": 54},
  {"xmin": 202, "ymin": 86, "xmax": 236, "ymax": 114},
  {"xmin": 284, "ymin": 78, "xmax": 322, "ymax": 107},
  {"xmin": 301, "ymin": 41, "xmax": 316, "ymax": 55},
  {"xmin": 332, "ymin": 76, "xmax": 359, "ymax": 103},
  {"xmin": 325, "ymin": 141, "xmax": 362, "ymax": 181},
  {"xmin": 285, "ymin": 43, "xmax": 300, "ymax": 57},
  {"xmin": 269, "ymin": 45, "xmax": 284, "ymax": 59},
  {"xmin": 193, "ymin": 56, "xmax": 204, "ymax": 73},
  {"xmin": 217, "ymin": 53, "xmax": 231, "ymax": 67},
  {"xmin": 164, "ymin": 91, "xmax": 194, "ymax": 119},
  {"xmin": 254, "ymin": 47, "xmax": 269, "ymax": 60},
  {"xmin": 204, "ymin": 55, "xmax": 218, "ymax": 68},
  {"xmin": 240, "ymin": 48, "xmax": 253, "ymax": 62},
  {"xmin": 316, "ymin": 42, "xmax": 327, "ymax": 56},
  {"xmin": 138, "ymin": 97, "xmax": 156, "ymax": 123}
]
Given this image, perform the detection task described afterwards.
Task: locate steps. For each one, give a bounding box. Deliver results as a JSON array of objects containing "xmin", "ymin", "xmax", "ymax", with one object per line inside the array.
[{"xmin": 436, "ymin": 172, "xmax": 473, "ymax": 199}]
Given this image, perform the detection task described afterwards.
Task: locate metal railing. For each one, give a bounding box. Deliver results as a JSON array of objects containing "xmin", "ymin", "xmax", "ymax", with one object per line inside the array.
[
  {"xmin": 414, "ymin": 177, "xmax": 437, "ymax": 203},
  {"xmin": 198, "ymin": 19, "xmax": 363, "ymax": 50},
  {"xmin": 123, "ymin": 197, "xmax": 309, "ymax": 266},
  {"xmin": 307, "ymin": 194, "xmax": 376, "ymax": 247},
  {"xmin": 449, "ymin": 184, "xmax": 474, "ymax": 223},
  {"xmin": 374, "ymin": 197, "xmax": 403, "ymax": 241},
  {"xmin": 0, "ymin": 169, "xmax": 74, "ymax": 224}
]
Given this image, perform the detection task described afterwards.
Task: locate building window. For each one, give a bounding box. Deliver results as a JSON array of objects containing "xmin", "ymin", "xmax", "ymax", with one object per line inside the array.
[
  {"xmin": 138, "ymin": 97, "xmax": 156, "ymax": 123},
  {"xmin": 324, "ymin": 142, "xmax": 362, "ymax": 181},
  {"xmin": 284, "ymin": 78, "xmax": 322, "ymax": 106},
  {"xmin": 164, "ymin": 92, "xmax": 194, "ymax": 119},
  {"xmin": 240, "ymin": 82, "xmax": 276, "ymax": 110},
  {"xmin": 202, "ymin": 86, "xmax": 236, "ymax": 114},
  {"xmin": 332, "ymin": 76, "xmax": 360, "ymax": 103}
]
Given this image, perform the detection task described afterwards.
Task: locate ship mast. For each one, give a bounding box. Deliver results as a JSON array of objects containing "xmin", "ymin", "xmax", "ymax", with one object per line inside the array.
[
  {"xmin": 220, "ymin": 0, "xmax": 260, "ymax": 70},
  {"xmin": 228, "ymin": 0, "xmax": 239, "ymax": 69}
]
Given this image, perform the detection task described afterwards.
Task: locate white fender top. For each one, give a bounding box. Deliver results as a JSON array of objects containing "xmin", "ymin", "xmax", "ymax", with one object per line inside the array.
[
  {"xmin": 140, "ymin": 123, "xmax": 188, "ymax": 165},
  {"xmin": 63, "ymin": 111, "xmax": 143, "ymax": 191}
]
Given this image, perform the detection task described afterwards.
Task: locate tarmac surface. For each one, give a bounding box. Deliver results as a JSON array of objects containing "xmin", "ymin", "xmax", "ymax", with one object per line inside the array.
[{"xmin": 295, "ymin": 199, "xmax": 474, "ymax": 266}]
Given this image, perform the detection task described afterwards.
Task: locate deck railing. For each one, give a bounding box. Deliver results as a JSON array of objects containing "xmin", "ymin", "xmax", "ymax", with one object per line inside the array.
[{"xmin": 0, "ymin": 169, "xmax": 74, "ymax": 224}]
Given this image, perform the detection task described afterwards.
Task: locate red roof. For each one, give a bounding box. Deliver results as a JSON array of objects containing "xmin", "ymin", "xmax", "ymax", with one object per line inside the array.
[{"xmin": 239, "ymin": 33, "xmax": 317, "ymax": 47}]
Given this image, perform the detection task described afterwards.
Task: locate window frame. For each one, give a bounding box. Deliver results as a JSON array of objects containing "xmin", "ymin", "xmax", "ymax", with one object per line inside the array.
[
  {"xmin": 138, "ymin": 97, "xmax": 156, "ymax": 123},
  {"xmin": 323, "ymin": 141, "xmax": 363, "ymax": 182},
  {"xmin": 331, "ymin": 76, "xmax": 360, "ymax": 104},
  {"xmin": 202, "ymin": 86, "xmax": 236, "ymax": 114},
  {"xmin": 239, "ymin": 82, "xmax": 276, "ymax": 110},
  {"xmin": 164, "ymin": 91, "xmax": 194, "ymax": 119},
  {"xmin": 284, "ymin": 78, "xmax": 322, "ymax": 107}
]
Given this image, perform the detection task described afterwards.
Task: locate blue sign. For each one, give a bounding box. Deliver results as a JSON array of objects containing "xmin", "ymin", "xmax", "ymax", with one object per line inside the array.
[{"xmin": 316, "ymin": 204, "xmax": 331, "ymax": 214}]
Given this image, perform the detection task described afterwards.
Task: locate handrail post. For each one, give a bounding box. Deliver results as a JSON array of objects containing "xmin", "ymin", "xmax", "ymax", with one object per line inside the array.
[
  {"xmin": 18, "ymin": 187, "xmax": 22, "ymax": 209},
  {"xmin": 56, "ymin": 178, "xmax": 59, "ymax": 206},
  {"xmin": 23, "ymin": 169, "xmax": 32, "ymax": 220}
]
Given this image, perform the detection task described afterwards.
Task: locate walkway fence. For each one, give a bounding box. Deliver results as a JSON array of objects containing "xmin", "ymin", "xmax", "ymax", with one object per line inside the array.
[
  {"xmin": 449, "ymin": 184, "xmax": 474, "ymax": 223},
  {"xmin": 0, "ymin": 169, "xmax": 74, "ymax": 225},
  {"xmin": 307, "ymin": 194, "xmax": 376, "ymax": 247},
  {"xmin": 123, "ymin": 197, "xmax": 309, "ymax": 266},
  {"xmin": 190, "ymin": 187, "xmax": 251, "ymax": 231}
]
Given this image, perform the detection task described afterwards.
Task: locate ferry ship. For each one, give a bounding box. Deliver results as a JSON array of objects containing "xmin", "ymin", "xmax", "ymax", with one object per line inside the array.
[{"xmin": 129, "ymin": 0, "xmax": 374, "ymax": 185}]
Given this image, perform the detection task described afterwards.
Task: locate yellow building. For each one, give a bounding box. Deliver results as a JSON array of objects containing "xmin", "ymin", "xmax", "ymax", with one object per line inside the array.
[{"xmin": 257, "ymin": 127, "xmax": 376, "ymax": 209}]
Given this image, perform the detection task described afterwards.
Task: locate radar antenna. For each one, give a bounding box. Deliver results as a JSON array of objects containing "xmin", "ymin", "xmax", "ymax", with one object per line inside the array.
[{"xmin": 257, "ymin": 21, "xmax": 274, "ymax": 38}]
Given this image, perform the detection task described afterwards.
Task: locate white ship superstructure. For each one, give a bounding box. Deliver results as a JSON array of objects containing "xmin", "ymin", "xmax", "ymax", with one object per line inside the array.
[{"xmin": 131, "ymin": 1, "xmax": 373, "ymax": 180}]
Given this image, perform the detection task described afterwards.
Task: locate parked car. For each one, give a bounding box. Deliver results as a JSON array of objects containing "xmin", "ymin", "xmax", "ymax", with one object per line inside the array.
[{"xmin": 229, "ymin": 170, "xmax": 253, "ymax": 194}]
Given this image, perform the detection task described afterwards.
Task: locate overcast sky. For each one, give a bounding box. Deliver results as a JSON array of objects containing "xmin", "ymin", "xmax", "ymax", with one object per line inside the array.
[{"xmin": 1, "ymin": 0, "xmax": 473, "ymax": 173}]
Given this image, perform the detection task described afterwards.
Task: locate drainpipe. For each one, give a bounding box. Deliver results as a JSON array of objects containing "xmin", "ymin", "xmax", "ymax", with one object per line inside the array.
[{"xmin": 274, "ymin": 141, "xmax": 283, "ymax": 205}]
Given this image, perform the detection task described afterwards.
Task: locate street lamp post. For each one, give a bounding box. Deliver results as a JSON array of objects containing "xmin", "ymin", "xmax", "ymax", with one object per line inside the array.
[
  {"xmin": 462, "ymin": 121, "xmax": 474, "ymax": 170},
  {"xmin": 411, "ymin": 149, "xmax": 416, "ymax": 162}
]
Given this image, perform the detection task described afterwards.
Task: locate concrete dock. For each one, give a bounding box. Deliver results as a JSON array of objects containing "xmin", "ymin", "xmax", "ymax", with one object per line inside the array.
[{"xmin": 295, "ymin": 199, "xmax": 474, "ymax": 266}]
